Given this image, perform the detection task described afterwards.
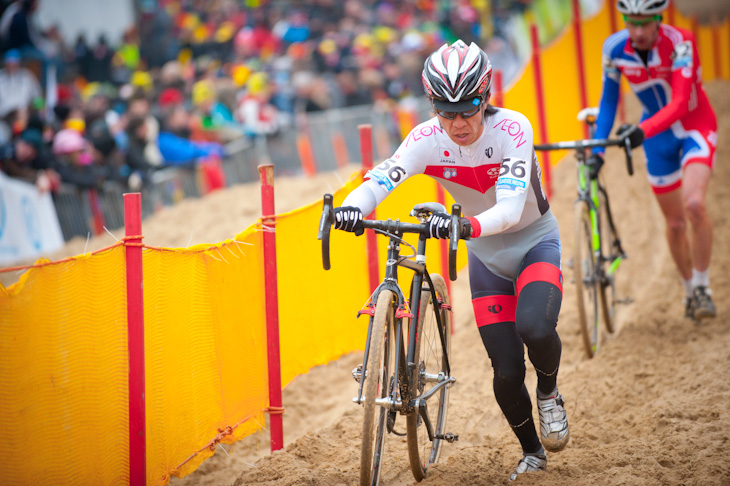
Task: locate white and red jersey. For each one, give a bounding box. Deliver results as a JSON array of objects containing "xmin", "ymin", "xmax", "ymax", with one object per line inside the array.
[
  {"xmin": 345, "ymin": 108, "xmax": 550, "ymax": 236},
  {"xmin": 343, "ymin": 108, "xmax": 557, "ymax": 278}
]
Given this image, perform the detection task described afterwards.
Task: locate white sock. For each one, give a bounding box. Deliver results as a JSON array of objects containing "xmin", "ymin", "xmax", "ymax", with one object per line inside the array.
[
  {"xmin": 692, "ymin": 269, "xmax": 710, "ymax": 289},
  {"xmin": 682, "ymin": 278, "xmax": 693, "ymax": 298}
]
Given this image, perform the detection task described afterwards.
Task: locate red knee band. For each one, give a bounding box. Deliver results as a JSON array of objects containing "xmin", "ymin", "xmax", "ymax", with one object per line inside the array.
[
  {"xmin": 516, "ymin": 262, "xmax": 563, "ymax": 297},
  {"xmin": 473, "ymin": 294, "xmax": 516, "ymax": 327}
]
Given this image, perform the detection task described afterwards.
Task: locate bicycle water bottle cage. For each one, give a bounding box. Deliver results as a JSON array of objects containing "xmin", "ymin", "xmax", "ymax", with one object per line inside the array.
[
  {"xmin": 577, "ymin": 107, "xmax": 599, "ymax": 124},
  {"xmin": 410, "ymin": 202, "xmax": 447, "ymax": 221}
]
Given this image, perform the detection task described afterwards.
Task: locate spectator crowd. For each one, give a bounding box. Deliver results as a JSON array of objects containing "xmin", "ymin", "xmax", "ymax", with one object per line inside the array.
[{"xmin": 0, "ymin": 0, "xmax": 533, "ymax": 196}]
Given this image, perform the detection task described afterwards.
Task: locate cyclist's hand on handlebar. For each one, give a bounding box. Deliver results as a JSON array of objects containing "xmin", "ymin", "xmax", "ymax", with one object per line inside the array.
[
  {"xmin": 334, "ymin": 206, "xmax": 364, "ymax": 235},
  {"xmin": 427, "ymin": 212, "xmax": 452, "ymax": 239},
  {"xmin": 428, "ymin": 212, "xmax": 473, "ymax": 239},
  {"xmin": 586, "ymin": 153, "xmax": 604, "ymax": 179},
  {"xmin": 615, "ymin": 124, "xmax": 645, "ymax": 149}
]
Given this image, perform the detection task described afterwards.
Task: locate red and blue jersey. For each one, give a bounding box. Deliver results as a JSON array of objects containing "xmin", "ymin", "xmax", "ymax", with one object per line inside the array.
[{"xmin": 594, "ymin": 24, "xmax": 717, "ymax": 192}]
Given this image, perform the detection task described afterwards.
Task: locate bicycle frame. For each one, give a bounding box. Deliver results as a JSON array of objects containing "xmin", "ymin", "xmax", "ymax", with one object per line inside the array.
[
  {"xmin": 357, "ymin": 223, "xmax": 452, "ymax": 419},
  {"xmin": 534, "ymin": 111, "xmax": 634, "ymax": 356},
  {"xmin": 574, "ymin": 125, "xmax": 626, "ymax": 278},
  {"xmin": 317, "ymin": 194, "xmax": 459, "ymax": 432}
]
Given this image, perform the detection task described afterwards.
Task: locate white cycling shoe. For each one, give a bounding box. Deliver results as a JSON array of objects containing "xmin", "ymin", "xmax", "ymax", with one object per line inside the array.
[
  {"xmin": 509, "ymin": 453, "xmax": 547, "ymax": 481},
  {"xmin": 537, "ymin": 389, "xmax": 570, "ymax": 452}
]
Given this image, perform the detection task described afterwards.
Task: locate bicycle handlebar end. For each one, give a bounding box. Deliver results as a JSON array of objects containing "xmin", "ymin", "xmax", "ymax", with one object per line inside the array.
[{"xmin": 319, "ymin": 193, "xmax": 334, "ymax": 270}]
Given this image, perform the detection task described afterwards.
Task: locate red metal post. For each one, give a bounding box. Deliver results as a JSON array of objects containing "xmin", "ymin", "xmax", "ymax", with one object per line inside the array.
[
  {"xmin": 258, "ymin": 164, "xmax": 284, "ymax": 452},
  {"xmin": 124, "ymin": 193, "xmax": 146, "ymax": 486},
  {"xmin": 493, "ymin": 69, "xmax": 504, "ymax": 108},
  {"xmin": 358, "ymin": 124, "xmax": 380, "ymax": 294},
  {"xmin": 530, "ymin": 24, "xmax": 552, "ymax": 198},
  {"xmin": 571, "ymin": 0, "xmax": 589, "ymax": 138}
]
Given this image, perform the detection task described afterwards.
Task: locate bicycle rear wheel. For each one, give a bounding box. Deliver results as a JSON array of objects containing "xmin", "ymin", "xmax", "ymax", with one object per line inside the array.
[
  {"xmin": 598, "ymin": 191, "xmax": 617, "ymax": 334},
  {"xmin": 573, "ymin": 201, "xmax": 602, "ymax": 358},
  {"xmin": 407, "ymin": 274, "xmax": 452, "ymax": 481},
  {"xmin": 360, "ymin": 289, "xmax": 395, "ymax": 486}
]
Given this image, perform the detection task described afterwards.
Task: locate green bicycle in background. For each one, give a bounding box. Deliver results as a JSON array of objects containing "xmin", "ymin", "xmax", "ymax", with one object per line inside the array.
[{"xmin": 535, "ymin": 108, "xmax": 635, "ymax": 358}]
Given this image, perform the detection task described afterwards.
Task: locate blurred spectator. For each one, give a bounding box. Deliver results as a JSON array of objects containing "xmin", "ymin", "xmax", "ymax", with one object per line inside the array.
[
  {"xmin": 125, "ymin": 91, "xmax": 163, "ymax": 167},
  {"xmin": 191, "ymin": 78, "xmax": 241, "ymax": 142},
  {"xmin": 0, "ymin": 0, "xmax": 60, "ymax": 84},
  {"xmin": 235, "ymin": 71, "xmax": 279, "ymax": 137},
  {"xmin": 0, "ymin": 127, "xmax": 59, "ymax": 192},
  {"xmin": 124, "ymin": 115, "xmax": 158, "ymax": 190},
  {"xmin": 336, "ymin": 69, "xmax": 372, "ymax": 107},
  {"xmin": 158, "ymin": 105, "xmax": 224, "ymax": 165},
  {"xmin": 51, "ymin": 127, "xmax": 105, "ymax": 189},
  {"xmin": 0, "ymin": 49, "xmax": 41, "ymax": 119},
  {"xmin": 86, "ymin": 35, "xmax": 113, "ymax": 83}
]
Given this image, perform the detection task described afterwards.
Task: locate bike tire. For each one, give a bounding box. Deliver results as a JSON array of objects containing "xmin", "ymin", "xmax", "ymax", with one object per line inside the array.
[
  {"xmin": 406, "ymin": 274, "xmax": 452, "ymax": 481},
  {"xmin": 360, "ymin": 290, "xmax": 395, "ymax": 486},
  {"xmin": 573, "ymin": 201, "xmax": 602, "ymax": 358},
  {"xmin": 598, "ymin": 191, "xmax": 617, "ymax": 334}
]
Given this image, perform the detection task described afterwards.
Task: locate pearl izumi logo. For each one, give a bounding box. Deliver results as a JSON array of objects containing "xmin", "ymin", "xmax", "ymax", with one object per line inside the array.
[
  {"xmin": 485, "ymin": 147, "xmax": 493, "ymax": 158},
  {"xmin": 487, "ymin": 304, "xmax": 502, "ymax": 313},
  {"xmin": 443, "ymin": 168, "xmax": 457, "ymax": 180},
  {"xmin": 440, "ymin": 146, "xmax": 456, "ymax": 164}
]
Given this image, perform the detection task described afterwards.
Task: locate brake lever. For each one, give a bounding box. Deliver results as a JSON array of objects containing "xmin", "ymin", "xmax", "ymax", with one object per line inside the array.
[
  {"xmin": 623, "ymin": 137, "xmax": 634, "ymax": 176},
  {"xmin": 449, "ymin": 204, "xmax": 461, "ymax": 281}
]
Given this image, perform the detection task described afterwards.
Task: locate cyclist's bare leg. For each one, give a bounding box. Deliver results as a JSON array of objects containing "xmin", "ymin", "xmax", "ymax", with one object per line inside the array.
[
  {"xmin": 681, "ymin": 162, "xmax": 713, "ymax": 273},
  {"xmin": 655, "ymin": 189, "xmax": 693, "ymax": 281}
]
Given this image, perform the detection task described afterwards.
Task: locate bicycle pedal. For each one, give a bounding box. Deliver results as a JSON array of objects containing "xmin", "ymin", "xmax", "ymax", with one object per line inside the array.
[
  {"xmin": 435, "ymin": 432, "xmax": 459, "ymax": 443},
  {"xmin": 352, "ymin": 365, "xmax": 364, "ymax": 384}
]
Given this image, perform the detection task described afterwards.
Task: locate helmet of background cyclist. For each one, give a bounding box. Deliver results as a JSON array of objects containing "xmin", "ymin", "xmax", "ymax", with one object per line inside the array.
[
  {"xmin": 616, "ymin": 0, "xmax": 669, "ymax": 16},
  {"xmin": 422, "ymin": 40, "xmax": 493, "ymax": 113}
]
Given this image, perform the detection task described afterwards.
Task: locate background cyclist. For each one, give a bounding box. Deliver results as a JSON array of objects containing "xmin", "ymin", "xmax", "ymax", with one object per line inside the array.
[
  {"xmin": 332, "ymin": 40, "xmax": 569, "ymax": 481},
  {"xmin": 588, "ymin": 0, "xmax": 717, "ymax": 320}
]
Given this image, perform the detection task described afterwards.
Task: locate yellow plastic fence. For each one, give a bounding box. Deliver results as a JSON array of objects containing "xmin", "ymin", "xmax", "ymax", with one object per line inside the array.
[{"xmin": 2, "ymin": 2, "xmax": 729, "ymax": 485}]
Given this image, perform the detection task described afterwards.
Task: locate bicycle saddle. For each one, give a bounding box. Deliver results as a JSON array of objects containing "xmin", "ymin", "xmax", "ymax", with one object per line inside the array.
[
  {"xmin": 577, "ymin": 107, "xmax": 599, "ymax": 122},
  {"xmin": 410, "ymin": 202, "xmax": 447, "ymax": 219}
]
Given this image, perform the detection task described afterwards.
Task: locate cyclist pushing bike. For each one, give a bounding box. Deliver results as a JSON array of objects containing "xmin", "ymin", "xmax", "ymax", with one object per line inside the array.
[
  {"xmin": 588, "ymin": 0, "xmax": 717, "ymax": 320},
  {"xmin": 333, "ymin": 39, "xmax": 569, "ymax": 481}
]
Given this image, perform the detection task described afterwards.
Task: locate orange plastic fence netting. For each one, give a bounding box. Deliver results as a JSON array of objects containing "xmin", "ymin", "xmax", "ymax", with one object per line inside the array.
[
  {"xmin": 0, "ymin": 246, "xmax": 130, "ymax": 485},
  {"xmin": 0, "ymin": 228, "xmax": 270, "ymax": 485}
]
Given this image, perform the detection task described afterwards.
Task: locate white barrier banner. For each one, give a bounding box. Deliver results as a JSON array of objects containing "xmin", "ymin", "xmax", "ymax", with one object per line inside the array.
[{"xmin": 0, "ymin": 171, "xmax": 64, "ymax": 266}]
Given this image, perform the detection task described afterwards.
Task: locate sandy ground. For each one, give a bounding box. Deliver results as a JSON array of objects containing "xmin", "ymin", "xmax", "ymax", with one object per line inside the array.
[
  {"xmin": 4, "ymin": 83, "xmax": 729, "ymax": 485},
  {"xmin": 176, "ymin": 81, "xmax": 727, "ymax": 486}
]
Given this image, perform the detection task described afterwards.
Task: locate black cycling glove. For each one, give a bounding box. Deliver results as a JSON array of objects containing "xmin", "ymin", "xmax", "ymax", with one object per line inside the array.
[
  {"xmin": 427, "ymin": 212, "xmax": 473, "ymax": 239},
  {"xmin": 333, "ymin": 206, "xmax": 364, "ymax": 235},
  {"xmin": 586, "ymin": 153, "xmax": 604, "ymax": 179},
  {"xmin": 427, "ymin": 212, "xmax": 451, "ymax": 239},
  {"xmin": 615, "ymin": 124, "xmax": 645, "ymax": 149}
]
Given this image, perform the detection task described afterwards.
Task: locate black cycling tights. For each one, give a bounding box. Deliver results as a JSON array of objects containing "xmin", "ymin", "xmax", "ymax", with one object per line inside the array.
[
  {"xmin": 469, "ymin": 241, "xmax": 563, "ymax": 454},
  {"xmin": 477, "ymin": 282, "xmax": 563, "ymax": 454}
]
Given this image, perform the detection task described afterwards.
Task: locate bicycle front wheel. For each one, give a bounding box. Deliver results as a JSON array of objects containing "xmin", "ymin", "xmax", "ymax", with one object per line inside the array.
[
  {"xmin": 360, "ymin": 289, "xmax": 395, "ymax": 486},
  {"xmin": 598, "ymin": 190, "xmax": 617, "ymax": 334},
  {"xmin": 573, "ymin": 201, "xmax": 602, "ymax": 358},
  {"xmin": 407, "ymin": 274, "xmax": 452, "ymax": 481}
]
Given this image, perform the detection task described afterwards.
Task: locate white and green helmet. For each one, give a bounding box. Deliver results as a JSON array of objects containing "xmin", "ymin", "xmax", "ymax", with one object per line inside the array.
[{"xmin": 616, "ymin": 0, "xmax": 669, "ymax": 15}]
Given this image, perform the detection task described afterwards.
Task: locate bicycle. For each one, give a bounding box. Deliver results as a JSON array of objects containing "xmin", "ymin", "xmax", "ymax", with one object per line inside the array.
[
  {"xmin": 534, "ymin": 107, "xmax": 634, "ymax": 358},
  {"xmin": 318, "ymin": 195, "xmax": 465, "ymax": 485}
]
